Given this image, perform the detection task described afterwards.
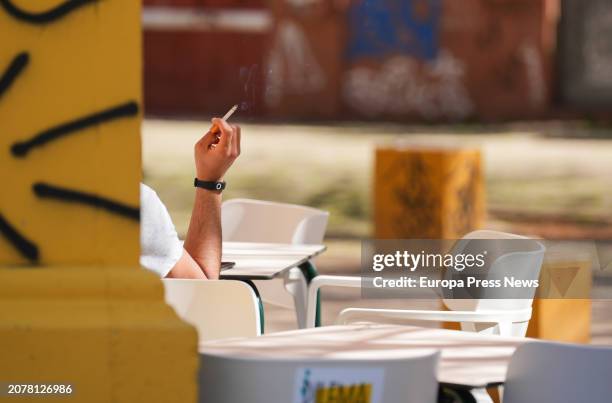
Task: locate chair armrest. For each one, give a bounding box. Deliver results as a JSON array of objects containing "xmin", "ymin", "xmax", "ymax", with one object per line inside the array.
[
  {"xmin": 306, "ymin": 275, "xmax": 361, "ymax": 328},
  {"xmin": 336, "ymin": 307, "xmax": 532, "ymax": 327}
]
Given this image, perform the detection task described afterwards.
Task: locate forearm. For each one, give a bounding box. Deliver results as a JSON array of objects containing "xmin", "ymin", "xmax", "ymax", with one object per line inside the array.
[{"xmin": 183, "ymin": 188, "xmax": 223, "ymax": 279}]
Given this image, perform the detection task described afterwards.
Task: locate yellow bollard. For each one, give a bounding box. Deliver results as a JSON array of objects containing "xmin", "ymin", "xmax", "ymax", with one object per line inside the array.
[
  {"xmin": 374, "ymin": 146, "xmax": 486, "ymax": 239},
  {"xmin": 0, "ymin": 1, "xmax": 197, "ymax": 401},
  {"xmin": 527, "ymin": 252, "xmax": 593, "ymax": 343},
  {"xmin": 374, "ymin": 146, "xmax": 485, "ymax": 333}
]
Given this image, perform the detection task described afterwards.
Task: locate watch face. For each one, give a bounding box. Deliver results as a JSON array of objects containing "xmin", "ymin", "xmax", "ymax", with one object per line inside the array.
[{"xmin": 0, "ymin": 0, "xmax": 142, "ymax": 266}]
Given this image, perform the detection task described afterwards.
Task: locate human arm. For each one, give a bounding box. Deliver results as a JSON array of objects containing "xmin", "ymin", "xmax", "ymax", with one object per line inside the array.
[
  {"xmin": 174, "ymin": 118, "xmax": 240, "ymax": 279},
  {"xmin": 165, "ymin": 249, "xmax": 208, "ymax": 279}
]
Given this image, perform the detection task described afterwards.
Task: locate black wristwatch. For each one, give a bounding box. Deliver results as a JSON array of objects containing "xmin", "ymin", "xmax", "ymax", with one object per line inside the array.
[{"xmin": 194, "ymin": 178, "xmax": 226, "ymax": 191}]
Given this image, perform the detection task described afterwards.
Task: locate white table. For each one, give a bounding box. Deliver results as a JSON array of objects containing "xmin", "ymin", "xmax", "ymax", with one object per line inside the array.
[
  {"xmin": 220, "ymin": 242, "xmax": 326, "ymax": 280},
  {"xmin": 220, "ymin": 242, "xmax": 326, "ymax": 328},
  {"xmin": 201, "ymin": 323, "xmax": 533, "ymax": 388}
]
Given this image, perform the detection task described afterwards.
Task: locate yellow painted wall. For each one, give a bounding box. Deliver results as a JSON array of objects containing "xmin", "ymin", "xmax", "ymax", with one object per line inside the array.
[{"xmin": 0, "ymin": 0, "xmax": 141, "ymax": 265}]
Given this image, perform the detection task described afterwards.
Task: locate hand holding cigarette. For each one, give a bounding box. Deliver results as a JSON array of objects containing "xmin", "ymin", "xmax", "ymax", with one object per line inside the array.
[
  {"xmin": 194, "ymin": 105, "xmax": 241, "ymax": 182},
  {"xmin": 209, "ymin": 104, "xmax": 239, "ymax": 147}
]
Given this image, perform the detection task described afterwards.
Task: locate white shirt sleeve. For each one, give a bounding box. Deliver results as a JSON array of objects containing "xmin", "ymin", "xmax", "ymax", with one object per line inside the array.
[{"xmin": 140, "ymin": 183, "xmax": 183, "ymax": 277}]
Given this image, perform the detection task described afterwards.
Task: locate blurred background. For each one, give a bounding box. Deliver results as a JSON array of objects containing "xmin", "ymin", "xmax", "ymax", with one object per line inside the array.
[{"xmin": 140, "ymin": 0, "xmax": 612, "ymax": 337}]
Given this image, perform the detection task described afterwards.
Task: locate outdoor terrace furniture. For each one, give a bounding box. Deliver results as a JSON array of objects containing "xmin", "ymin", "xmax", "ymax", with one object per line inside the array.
[
  {"xmin": 222, "ymin": 198, "xmax": 329, "ymax": 328},
  {"xmin": 222, "ymin": 199, "xmax": 328, "ymax": 245},
  {"xmin": 199, "ymin": 323, "xmax": 532, "ymax": 402},
  {"xmin": 164, "ymin": 241, "xmax": 326, "ymax": 342},
  {"xmin": 200, "ymin": 338, "xmax": 440, "ymax": 403},
  {"xmin": 219, "ymin": 242, "xmax": 326, "ymax": 280},
  {"xmin": 503, "ymin": 342, "xmax": 612, "ymax": 403},
  {"xmin": 163, "ymin": 279, "xmax": 262, "ymax": 342},
  {"xmin": 306, "ymin": 230, "xmax": 545, "ymax": 338}
]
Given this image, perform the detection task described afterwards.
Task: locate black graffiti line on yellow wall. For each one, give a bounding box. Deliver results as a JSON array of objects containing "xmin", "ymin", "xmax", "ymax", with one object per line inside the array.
[
  {"xmin": 0, "ymin": 0, "xmax": 98, "ymax": 24},
  {"xmin": 0, "ymin": 52, "xmax": 29, "ymax": 99},
  {"xmin": 0, "ymin": 211, "xmax": 39, "ymax": 261},
  {"xmin": 11, "ymin": 101, "xmax": 139, "ymax": 157},
  {"xmin": 33, "ymin": 182, "xmax": 140, "ymax": 221}
]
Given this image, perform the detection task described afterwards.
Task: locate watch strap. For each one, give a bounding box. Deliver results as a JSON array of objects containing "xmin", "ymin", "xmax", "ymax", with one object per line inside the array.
[{"xmin": 194, "ymin": 178, "xmax": 226, "ymax": 191}]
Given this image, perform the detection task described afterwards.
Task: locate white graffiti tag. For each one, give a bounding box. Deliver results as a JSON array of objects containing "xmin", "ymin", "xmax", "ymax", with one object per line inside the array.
[
  {"xmin": 343, "ymin": 50, "xmax": 473, "ymax": 119},
  {"xmin": 583, "ymin": 3, "xmax": 612, "ymax": 86},
  {"xmin": 265, "ymin": 20, "xmax": 326, "ymax": 107},
  {"xmin": 520, "ymin": 43, "xmax": 546, "ymax": 107}
]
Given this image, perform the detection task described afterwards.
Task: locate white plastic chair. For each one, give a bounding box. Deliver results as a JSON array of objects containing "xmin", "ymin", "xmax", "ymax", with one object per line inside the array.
[
  {"xmin": 199, "ymin": 349, "xmax": 440, "ymax": 403},
  {"xmin": 306, "ymin": 230, "xmax": 545, "ymax": 337},
  {"xmin": 163, "ymin": 279, "xmax": 261, "ymax": 343},
  {"xmin": 222, "ymin": 198, "xmax": 329, "ymax": 329},
  {"xmin": 503, "ymin": 342, "xmax": 612, "ymax": 403},
  {"xmin": 222, "ymin": 198, "xmax": 328, "ymax": 244}
]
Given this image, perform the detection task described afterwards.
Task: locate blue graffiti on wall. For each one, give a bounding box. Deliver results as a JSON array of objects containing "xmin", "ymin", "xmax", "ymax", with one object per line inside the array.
[{"xmin": 347, "ymin": 0, "xmax": 442, "ymax": 62}]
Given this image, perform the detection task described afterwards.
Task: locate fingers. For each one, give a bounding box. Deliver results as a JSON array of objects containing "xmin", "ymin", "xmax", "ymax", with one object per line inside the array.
[
  {"xmin": 212, "ymin": 118, "xmax": 232, "ymax": 136},
  {"xmin": 204, "ymin": 119, "xmax": 241, "ymax": 157},
  {"xmin": 196, "ymin": 130, "xmax": 216, "ymax": 148},
  {"xmin": 212, "ymin": 118, "xmax": 234, "ymax": 152},
  {"xmin": 210, "ymin": 124, "xmax": 221, "ymax": 135},
  {"xmin": 202, "ymin": 118, "xmax": 227, "ymax": 148}
]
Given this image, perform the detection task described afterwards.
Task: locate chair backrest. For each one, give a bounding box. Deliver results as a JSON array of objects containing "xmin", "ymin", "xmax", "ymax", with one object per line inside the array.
[
  {"xmin": 442, "ymin": 230, "xmax": 545, "ymax": 312},
  {"xmin": 199, "ymin": 350, "xmax": 440, "ymax": 403},
  {"xmin": 440, "ymin": 230, "xmax": 545, "ymax": 336},
  {"xmin": 504, "ymin": 342, "xmax": 612, "ymax": 403},
  {"xmin": 221, "ymin": 198, "xmax": 329, "ymax": 244},
  {"xmin": 163, "ymin": 279, "xmax": 261, "ymax": 343}
]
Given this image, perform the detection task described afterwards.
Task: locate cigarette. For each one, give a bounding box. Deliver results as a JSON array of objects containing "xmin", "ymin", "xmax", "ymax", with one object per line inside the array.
[
  {"xmin": 210, "ymin": 104, "xmax": 239, "ymax": 135},
  {"xmin": 222, "ymin": 104, "xmax": 239, "ymax": 120}
]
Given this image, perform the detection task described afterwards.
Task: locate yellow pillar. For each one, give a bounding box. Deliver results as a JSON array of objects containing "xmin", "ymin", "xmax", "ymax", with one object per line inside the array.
[{"xmin": 0, "ymin": 1, "xmax": 197, "ymax": 401}]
